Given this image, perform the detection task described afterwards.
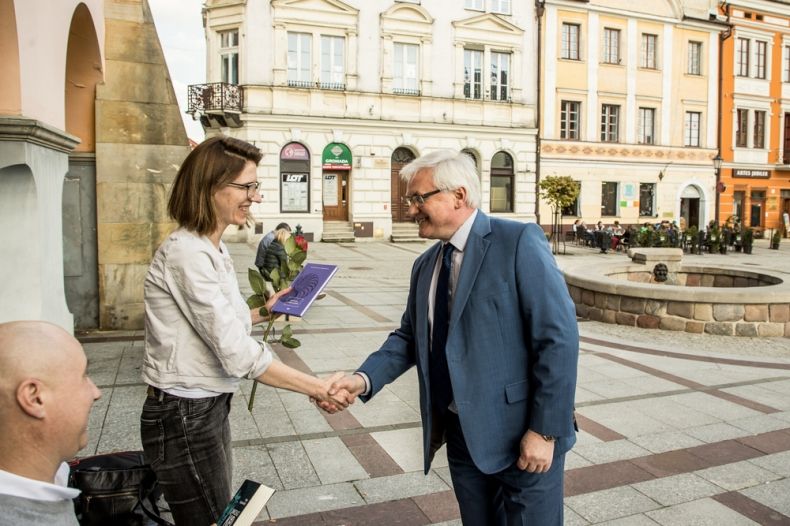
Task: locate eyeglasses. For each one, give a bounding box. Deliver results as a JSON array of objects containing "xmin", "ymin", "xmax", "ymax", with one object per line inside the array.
[
  {"xmin": 226, "ymin": 181, "xmax": 261, "ymax": 198},
  {"xmin": 402, "ymin": 189, "xmax": 442, "ymax": 207}
]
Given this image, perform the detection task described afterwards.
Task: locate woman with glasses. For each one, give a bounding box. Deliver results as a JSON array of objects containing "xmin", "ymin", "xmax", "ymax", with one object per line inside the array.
[{"xmin": 140, "ymin": 135, "xmax": 350, "ymax": 525}]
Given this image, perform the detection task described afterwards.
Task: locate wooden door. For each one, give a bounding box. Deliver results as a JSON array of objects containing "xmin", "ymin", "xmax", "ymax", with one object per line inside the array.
[
  {"xmin": 322, "ymin": 172, "xmax": 348, "ymax": 221},
  {"xmin": 391, "ymin": 148, "xmax": 415, "ymax": 223}
]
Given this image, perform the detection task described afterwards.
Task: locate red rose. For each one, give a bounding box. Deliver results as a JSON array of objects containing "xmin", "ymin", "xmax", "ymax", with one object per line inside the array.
[{"xmin": 294, "ymin": 234, "xmax": 308, "ymax": 252}]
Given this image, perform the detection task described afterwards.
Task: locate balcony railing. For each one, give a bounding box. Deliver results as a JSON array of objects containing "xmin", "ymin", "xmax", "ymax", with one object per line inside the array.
[
  {"xmin": 287, "ymin": 80, "xmax": 314, "ymax": 89},
  {"xmin": 393, "ymin": 88, "xmax": 421, "ymax": 96},
  {"xmin": 187, "ymin": 83, "xmax": 242, "ymax": 114}
]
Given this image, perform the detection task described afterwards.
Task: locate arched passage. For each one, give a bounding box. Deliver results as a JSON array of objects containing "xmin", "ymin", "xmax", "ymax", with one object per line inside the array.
[
  {"xmin": 0, "ymin": 0, "xmax": 21, "ymax": 115},
  {"xmin": 0, "ymin": 165, "xmax": 40, "ymax": 321},
  {"xmin": 65, "ymin": 3, "xmax": 102, "ymax": 152}
]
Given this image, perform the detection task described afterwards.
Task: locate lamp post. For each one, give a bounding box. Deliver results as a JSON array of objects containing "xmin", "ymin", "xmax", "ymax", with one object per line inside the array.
[{"xmin": 713, "ymin": 153, "xmax": 723, "ymax": 225}]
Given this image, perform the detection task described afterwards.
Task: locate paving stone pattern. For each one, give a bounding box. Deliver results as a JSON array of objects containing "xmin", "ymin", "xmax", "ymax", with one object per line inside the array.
[{"xmin": 78, "ymin": 238, "xmax": 790, "ymax": 524}]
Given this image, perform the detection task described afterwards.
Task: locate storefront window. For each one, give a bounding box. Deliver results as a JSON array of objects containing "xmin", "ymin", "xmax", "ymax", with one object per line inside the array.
[
  {"xmin": 280, "ymin": 142, "xmax": 310, "ymax": 213},
  {"xmin": 490, "ymin": 151, "xmax": 513, "ymax": 213}
]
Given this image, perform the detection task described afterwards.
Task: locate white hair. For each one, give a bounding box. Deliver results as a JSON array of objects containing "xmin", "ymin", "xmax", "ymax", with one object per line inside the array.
[{"xmin": 400, "ymin": 150, "xmax": 481, "ymax": 209}]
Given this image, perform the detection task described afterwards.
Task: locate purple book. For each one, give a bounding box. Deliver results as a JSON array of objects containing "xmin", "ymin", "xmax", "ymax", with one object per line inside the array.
[{"xmin": 271, "ymin": 263, "xmax": 338, "ymax": 317}]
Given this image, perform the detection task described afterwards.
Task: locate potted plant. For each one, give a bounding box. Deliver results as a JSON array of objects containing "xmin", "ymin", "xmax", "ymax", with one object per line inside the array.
[
  {"xmin": 687, "ymin": 225, "xmax": 699, "ymax": 254},
  {"xmin": 770, "ymin": 229, "xmax": 781, "ymax": 250},
  {"xmin": 708, "ymin": 224, "xmax": 721, "ymax": 254},
  {"xmin": 742, "ymin": 227, "xmax": 754, "ymax": 254}
]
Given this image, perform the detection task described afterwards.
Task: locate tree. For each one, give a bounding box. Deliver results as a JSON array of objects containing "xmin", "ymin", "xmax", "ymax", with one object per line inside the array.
[{"xmin": 539, "ymin": 176, "xmax": 580, "ymax": 254}]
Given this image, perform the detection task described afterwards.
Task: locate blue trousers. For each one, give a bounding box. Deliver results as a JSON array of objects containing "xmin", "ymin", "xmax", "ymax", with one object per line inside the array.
[
  {"xmin": 140, "ymin": 389, "xmax": 233, "ymax": 526},
  {"xmin": 445, "ymin": 412, "xmax": 565, "ymax": 525}
]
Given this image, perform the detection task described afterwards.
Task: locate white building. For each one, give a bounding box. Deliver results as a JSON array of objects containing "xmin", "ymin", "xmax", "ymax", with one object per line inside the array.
[{"xmin": 196, "ymin": 0, "xmax": 540, "ymax": 241}]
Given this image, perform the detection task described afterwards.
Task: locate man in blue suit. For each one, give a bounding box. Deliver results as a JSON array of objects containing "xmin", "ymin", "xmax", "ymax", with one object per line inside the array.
[{"xmin": 328, "ymin": 150, "xmax": 579, "ymax": 524}]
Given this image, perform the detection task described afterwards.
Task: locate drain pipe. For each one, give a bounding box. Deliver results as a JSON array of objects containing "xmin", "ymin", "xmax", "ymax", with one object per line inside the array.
[{"xmin": 535, "ymin": 0, "xmax": 545, "ymax": 226}]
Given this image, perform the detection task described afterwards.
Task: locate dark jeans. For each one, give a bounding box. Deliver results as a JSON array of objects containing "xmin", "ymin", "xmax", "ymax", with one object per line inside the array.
[
  {"xmin": 445, "ymin": 412, "xmax": 565, "ymax": 525},
  {"xmin": 140, "ymin": 388, "xmax": 233, "ymax": 526}
]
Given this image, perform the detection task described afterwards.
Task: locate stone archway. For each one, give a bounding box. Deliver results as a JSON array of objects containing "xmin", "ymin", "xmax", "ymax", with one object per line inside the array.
[{"xmin": 63, "ymin": 3, "xmax": 103, "ymax": 328}]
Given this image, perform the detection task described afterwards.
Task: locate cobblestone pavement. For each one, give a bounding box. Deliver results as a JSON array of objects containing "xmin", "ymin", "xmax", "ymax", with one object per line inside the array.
[{"xmin": 79, "ymin": 235, "xmax": 790, "ymax": 525}]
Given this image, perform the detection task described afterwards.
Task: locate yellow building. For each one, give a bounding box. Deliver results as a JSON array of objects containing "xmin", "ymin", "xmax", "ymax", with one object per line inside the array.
[{"xmin": 538, "ymin": 0, "xmax": 726, "ymax": 230}]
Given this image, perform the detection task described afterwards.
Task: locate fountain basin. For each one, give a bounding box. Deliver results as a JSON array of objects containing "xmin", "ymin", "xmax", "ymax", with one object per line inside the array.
[{"xmin": 564, "ymin": 249, "xmax": 790, "ymax": 338}]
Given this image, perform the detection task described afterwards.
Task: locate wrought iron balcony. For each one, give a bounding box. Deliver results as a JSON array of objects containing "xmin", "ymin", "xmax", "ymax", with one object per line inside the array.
[
  {"xmin": 187, "ymin": 82, "xmax": 243, "ymax": 128},
  {"xmin": 393, "ymin": 88, "xmax": 421, "ymax": 96}
]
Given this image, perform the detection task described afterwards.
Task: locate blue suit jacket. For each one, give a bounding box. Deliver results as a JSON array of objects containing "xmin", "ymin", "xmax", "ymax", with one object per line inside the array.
[{"xmin": 358, "ymin": 212, "xmax": 579, "ymax": 474}]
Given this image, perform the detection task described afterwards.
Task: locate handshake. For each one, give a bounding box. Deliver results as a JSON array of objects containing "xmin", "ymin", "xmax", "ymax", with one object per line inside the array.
[{"xmin": 311, "ymin": 373, "xmax": 367, "ymax": 414}]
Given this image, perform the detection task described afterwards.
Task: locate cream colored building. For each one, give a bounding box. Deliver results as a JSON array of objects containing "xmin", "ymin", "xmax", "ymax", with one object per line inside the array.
[
  {"xmin": 538, "ymin": 0, "xmax": 726, "ymax": 230},
  {"xmin": 196, "ymin": 0, "xmax": 540, "ymax": 241}
]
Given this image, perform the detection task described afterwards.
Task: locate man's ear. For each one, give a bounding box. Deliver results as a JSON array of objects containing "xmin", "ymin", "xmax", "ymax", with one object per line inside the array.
[
  {"xmin": 16, "ymin": 379, "xmax": 46, "ymax": 419},
  {"xmin": 454, "ymin": 187, "xmax": 467, "ymax": 207}
]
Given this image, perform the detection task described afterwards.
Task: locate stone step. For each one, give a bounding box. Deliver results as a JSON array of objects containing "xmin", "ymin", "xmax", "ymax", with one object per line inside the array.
[
  {"xmin": 323, "ymin": 221, "xmax": 354, "ymax": 232},
  {"xmin": 321, "ymin": 231, "xmax": 356, "ymax": 242},
  {"xmin": 391, "ymin": 222, "xmax": 422, "ymax": 243}
]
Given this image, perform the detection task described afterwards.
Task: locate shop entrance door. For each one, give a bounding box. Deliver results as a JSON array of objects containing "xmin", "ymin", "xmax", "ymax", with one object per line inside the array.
[{"xmin": 322, "ymin": 172, "xmax": 348, "ymax": 221}]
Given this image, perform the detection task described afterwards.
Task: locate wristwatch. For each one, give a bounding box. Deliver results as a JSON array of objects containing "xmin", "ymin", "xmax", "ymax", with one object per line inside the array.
[{"xmin": 541, "ymin": 434, "xmax": 556, "ymax": 442}]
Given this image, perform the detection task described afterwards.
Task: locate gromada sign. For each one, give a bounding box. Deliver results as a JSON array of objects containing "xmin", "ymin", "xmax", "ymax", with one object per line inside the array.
[{"xmin": 322, "ymin": 143, "xmax": 352, "ymax": 170}]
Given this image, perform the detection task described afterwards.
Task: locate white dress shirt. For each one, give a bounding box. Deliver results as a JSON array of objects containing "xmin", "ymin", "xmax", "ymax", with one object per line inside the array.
[{"xmin": 0, "ymin": 462, "xmax": 79, "ymax": 502}]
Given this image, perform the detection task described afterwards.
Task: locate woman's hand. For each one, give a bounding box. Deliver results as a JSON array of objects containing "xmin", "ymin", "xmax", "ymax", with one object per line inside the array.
[{"xmin": 250, "ymin": 287, "xmax": 293, "ymax": 325}]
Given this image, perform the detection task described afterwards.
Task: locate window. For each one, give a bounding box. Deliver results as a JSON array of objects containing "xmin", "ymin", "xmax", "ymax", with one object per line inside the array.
[
  {"xmin": 465, "ymin": 0, "xmax": 484, "ymax": 8},
  {"xmin": 755, "ymin": 41, "xmax": 767, "ymax": 79},
  {"xmin": 560, "ymin": 100, "xmax": 580, "ymax": 140},
  {"xmin": 733, "ymin": 191, "xmax": 745, "ymax": 222},
  {"xmin": 561, "ymin": 181, "xmax": 581, "ymax": 216},
  {"xmin": 490, "ymin": 152, "xmax": 514, "ymax": 213},
  {"xmin": 639, "ymin": 183, "xmax": 656, "ymax": 216},
  {"xmin": 684, "ymin": 112, "xmax": 700, "ymax": 147},
  {"xmin": 320, "ymin": 36, "xmax": 345, "ymax": 89},
  {"xmin": 600, "ymin": 104, "xmax": 620, "ymax": 142},
  {"xmin": 393, "ymin": 43, "xmax": 419, "ymax": 94},
  {"xmin": 464, "ymin": 49, "xmax": 483, "ymax": 99},
  {"xmin": 561, "ymin": 23, "xmax": 580, "ymax": 60},
  {"xmin": 601, "ymin": 182, "xmax": 618, "ymax": 216},
  {"xmin": 603, "ymin": 28, "xmax": 620, "ymax": 64},
  {"xmin": 490, "ymin": 52, "xmax": 510, "ymax": 101},
  {"xmin": 490, "ymin": 0, "xmax": 511, "ymax": 14},
  {"xmin": 287, "ymin": 32, "xmax": 312, "ymax": 86},
  {"xmin": 280, "ymin": 143, "xmax": 310, "ymax": 213},
  {"xmin": 785, "ymin": 45, "xmax": 790, "ymax": 82},
  {"xmin": 637, "ymin": 108, "xmax": 655, "ymax": 145},
  {"xmin": 688, "ymin": 41, "xmax": 702, "ymax": 75},
  {"xmin": 737, "ymin": 38, "xmax": 750, "ymax": 77},
  {"xmin": 754, "ymin": 110, "xmax": 766, "ymax": 149},
  {"xmin": 641, "ymin": 34, "xmax": 657, "ymax": 69},
  {"xmin": 219, "ymin": 30, "xmax": 239, "ymax": 84},
  {"xmin": 736, "ymin": 109, "xmax": 748, "ymax": 147}
]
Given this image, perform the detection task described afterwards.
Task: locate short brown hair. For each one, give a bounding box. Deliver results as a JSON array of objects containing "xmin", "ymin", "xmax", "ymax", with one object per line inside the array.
[{"xmin": 168, "ymin": 135, "xmax": 262, "ymax": 235}]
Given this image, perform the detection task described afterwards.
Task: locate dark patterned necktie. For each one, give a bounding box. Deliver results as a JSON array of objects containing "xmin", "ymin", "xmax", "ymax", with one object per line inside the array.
[{"xmin": 430, "ymin": 243, "xmax": 455, "ymax": 416}]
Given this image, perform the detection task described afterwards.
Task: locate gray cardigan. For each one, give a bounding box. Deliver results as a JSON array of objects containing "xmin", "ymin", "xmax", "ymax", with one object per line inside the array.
[{"xmin": 0, "ymin": 493, "xmax": 79, "ymax": 525}]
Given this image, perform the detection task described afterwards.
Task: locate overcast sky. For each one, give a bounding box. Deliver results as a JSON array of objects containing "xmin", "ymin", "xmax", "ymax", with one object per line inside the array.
[{"xmin": 149, "ymin": 0, "xmax": 206, "ymax": 141}]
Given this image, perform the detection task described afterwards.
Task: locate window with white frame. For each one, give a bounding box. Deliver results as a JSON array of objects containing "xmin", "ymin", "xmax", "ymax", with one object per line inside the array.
[
  {"xmin": 641, "ymin": 34, "xmax": 657, "ymax": 69},
  {"xmin": 638, "ymin": 107, "xmax": 655, "ymax": 145},
  {"xmin": 490, "ymin": 52, "xmax": 510, "ymax": 101},
  {"xmin": 561, "ymin": 23, "xmax": 580, "ymax": 60},
  {"xmin": 490, "ymin": 0, "xmax": 511, "ymax": 14},
  {"xmin": 393, "ymin": 43, "xmax": 419, "ymax": 94},
  {"xmin": 287, "ymin": 32, "xmax": 312, "ymax": 86},
  {"xmin": 737, "ymin": 38, "xmax": 750, "ymax": 77},
  {"xmin": 464, "ymin": 0, "xmax": 484, "ymax": 9},
  {"xmin": 600, "ymin": 104, "xmax": 620, "ymax": 142},
  {"xmin": 736, "ymin": 109, "xmax": 748, "ymax": 147},
  {"xmin": 755, "ymin": 41, "xmax": 767, "ymax": 79},
  {"xmin": 463, "ymin": 49, "xmax": 483, "ymax": 99},
  {"xmin": 603, "ymin": 28, "xmax": 620, "ymax": 64},
  {"xmin": 785, "ymin": 45, "xmax": 790, "ymax": 82},
  {"xmin": 754, "ymin": 110, "xmax": 766, "ymax": 149},
  {"xmin": 688, "ymin": 41, "xmax": 702, "ymax": 75},
  {"xmin": 560, "ymin": 100, "xmax": 580, "ymax": 140},
  {"xmin": 684, "ymin": 111, "xmax": 700, "ymax": 147},
  {"xmin": 219, "ymin": 29, "xmax": 239, "ymax": 84},
  {"xmin": 320, "ymin": 35, "xmax": 345, "ymax": 89}
]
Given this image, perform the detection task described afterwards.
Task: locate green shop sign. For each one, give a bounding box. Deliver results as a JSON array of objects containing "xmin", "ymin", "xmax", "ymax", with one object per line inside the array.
[{"xmin": 322, "ymin": 143, "xmax": 352, "ymax": 171}]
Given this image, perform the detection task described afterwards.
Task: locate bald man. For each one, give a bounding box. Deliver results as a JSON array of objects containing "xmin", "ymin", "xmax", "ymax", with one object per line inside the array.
[{"xmin": 0, "ymin": 321, "xmax": 102, "ymax": 525}]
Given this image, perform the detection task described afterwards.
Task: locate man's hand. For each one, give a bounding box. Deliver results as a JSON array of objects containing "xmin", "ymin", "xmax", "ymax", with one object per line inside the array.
[
  {"xmin": 516, "ymin": 429, "xmax": 555, "ymax": 473},
  {"xmin": 313, "ymin": 373, "xmax": 365, "ymax": 413},
  {"xmin": 311, "ymin": 372, "xmax": 355, "ymax": 414}
]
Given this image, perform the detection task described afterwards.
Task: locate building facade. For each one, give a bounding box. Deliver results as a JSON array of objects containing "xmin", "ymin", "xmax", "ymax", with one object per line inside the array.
[
  {"xmin": 719, "ymin": 0, "xmax": 790, "ymax": 234},
  {"xmin": 538, "ymin": 0, "xmax": 726, "ymax": 230},
  {"xmin": 196, "ymin": 0, "xmax": 540, "ymax": 241}
]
